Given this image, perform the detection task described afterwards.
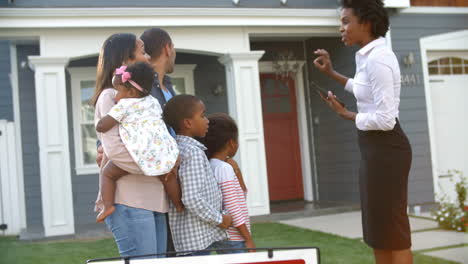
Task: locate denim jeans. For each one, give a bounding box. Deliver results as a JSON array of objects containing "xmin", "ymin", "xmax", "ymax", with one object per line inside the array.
[
  {"xmin": 211, "ymin": 240, "xmax": 247, "ymax": 254},
  {"xmin": 187, "ymin": 240, "xmax": 246, "ymax": 256},
  {"xmin": 105, "ymin": 204, "xmax": 167, "ymax": 258}
]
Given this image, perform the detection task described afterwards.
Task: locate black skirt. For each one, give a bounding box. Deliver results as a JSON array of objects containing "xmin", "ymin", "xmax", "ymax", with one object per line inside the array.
[{"xmin": 357, "ymin": 120, "xmax": 412, "ymax": 250}]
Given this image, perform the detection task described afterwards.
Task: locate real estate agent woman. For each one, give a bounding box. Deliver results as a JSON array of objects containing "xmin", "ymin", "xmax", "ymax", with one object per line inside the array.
[{"xmin": 313, "ymin": 0, "xmax": 413, "ymax": 263}]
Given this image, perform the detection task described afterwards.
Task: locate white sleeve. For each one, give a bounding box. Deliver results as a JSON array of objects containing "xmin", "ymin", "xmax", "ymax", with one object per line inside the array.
[
  {"xmin": 344, "ymin": 78, "xmax": 354, "ymax": 94},
  {"xmin": 355, "ymin": 60, "xmax": 397, "ymax": 131}
]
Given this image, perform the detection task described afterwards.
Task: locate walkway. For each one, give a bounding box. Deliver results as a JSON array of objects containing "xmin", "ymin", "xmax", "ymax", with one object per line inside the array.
[{"xmin": 279, "ymin": 211, "xmax": 468, "ymax": 263}]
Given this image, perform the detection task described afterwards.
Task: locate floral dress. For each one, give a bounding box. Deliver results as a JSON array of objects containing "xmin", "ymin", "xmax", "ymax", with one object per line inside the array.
[{"xmin": 108, "ymin": 96, "xmax": 179, "ymax": 176}]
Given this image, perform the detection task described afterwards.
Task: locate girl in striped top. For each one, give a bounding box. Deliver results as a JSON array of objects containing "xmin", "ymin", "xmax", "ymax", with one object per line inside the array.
[{"xmin": 202, "ymin": 113, "xmax": 255, "ymax": 253}]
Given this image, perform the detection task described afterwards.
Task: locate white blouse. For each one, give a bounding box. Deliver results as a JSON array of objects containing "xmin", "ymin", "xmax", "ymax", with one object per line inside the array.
[{"xmin": 344, "ymin": 37, "xmax": 401, "ymax": 131}]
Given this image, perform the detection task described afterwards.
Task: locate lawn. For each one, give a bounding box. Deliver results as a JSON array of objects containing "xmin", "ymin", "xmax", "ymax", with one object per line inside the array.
[{"xmin": 1, "ymin": 222, "xmax": 458, "ymax": 264}]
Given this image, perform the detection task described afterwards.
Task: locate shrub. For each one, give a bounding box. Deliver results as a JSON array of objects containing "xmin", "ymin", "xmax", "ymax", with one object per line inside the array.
[{"xmin": 431, "ymin": 170, "xmax": 467, "ymax": 232}]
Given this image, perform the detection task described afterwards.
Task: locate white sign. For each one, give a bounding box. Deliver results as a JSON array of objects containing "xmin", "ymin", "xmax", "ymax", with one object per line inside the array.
[{"xmin": 87, "ymin": 248, "xmax": 319, "ymax": 264}]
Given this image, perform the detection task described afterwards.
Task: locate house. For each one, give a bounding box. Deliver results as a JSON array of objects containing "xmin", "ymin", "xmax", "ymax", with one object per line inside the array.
[{"xmin": 0, "ymin": 0, "xmax": 467, "ymax": 239}]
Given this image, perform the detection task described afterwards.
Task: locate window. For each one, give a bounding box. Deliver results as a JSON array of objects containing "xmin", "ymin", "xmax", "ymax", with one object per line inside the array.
[
  {"xmin": 68, "ymin": 67, "xmax": 99, "ymax": 175},
  {"xmin": 428, "ymin": 57, "xmax": 468, "ymax": 76},
  {"xmin": 168, "ymin": 64, "xmax": 197, "ymax": 95}
]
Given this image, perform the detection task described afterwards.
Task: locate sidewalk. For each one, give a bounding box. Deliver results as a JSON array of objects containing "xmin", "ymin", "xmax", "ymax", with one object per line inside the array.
[{"xmin": 279, "ymin": 211, "xmax": 468, "ymax": 264}]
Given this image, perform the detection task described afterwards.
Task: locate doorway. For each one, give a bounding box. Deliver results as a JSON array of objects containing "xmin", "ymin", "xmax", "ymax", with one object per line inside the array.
[{"xmin": 260, "ymin": 74, "xmax": 304, "ymax": 201}]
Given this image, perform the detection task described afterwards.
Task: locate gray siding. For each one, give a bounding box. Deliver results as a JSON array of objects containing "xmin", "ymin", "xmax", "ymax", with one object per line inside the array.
[
  {"xmin": 389, "ymin": 13, "xmax": 468, "ymax": 204},
  {"xmin": 1, "ymin": 0, "xmax": 337, "ymax": 8},
  {"xmin": 176, "ymin": 53, "xmax": 228, "ymax": 114},
  {"xmin": 306, "ymin": 38, "xmax": 361, "ymax": 203},
  {"xmin": 0, "ymin": 41, "xmax": 13, "ymax": 121},
  {"xmin": 16, "ymin": 45, "xmax": 42, "ymax": 230},
  {"xmin": 67, "ymin": 52, "xmax": 227, "ymax": 228}
]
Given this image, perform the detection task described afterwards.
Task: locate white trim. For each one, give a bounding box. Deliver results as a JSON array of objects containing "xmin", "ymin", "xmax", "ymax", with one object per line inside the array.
[
  {"xmin": 29, "ymin": 57, "xmax": 69, "ymax": 69},
  {"xmin": 0, "ymin": 7, "xmax": 338, "ymax": 17},
  {"xmin": 384, "ymin": 0, "xmax": 410, "ymax": 8},
  {"xmin": 248, "ymin": 26, "xmax": 340, "ymax": 38},
  {"xmin": 420, "ymin": 38, "xmax": 440, "ymax": 202},
  {"xmin": 427, "ymin": 51, "xmax": 468, "ymax": 61},
  {"xmin": 0, "ymin": 8, "xmax": 340, "ymax": 28},
  {"xmin": 301, "ymin": 46, "xmax": 320, "ymax": 200},
  {"xmin": 401, "ymin": 7, "xmax": 468, "ymax": 14},
  {"xmin": 67, "ymin": 67, "xmax": 100, "ymax": 176},
  {"xmin": 0, "ymin": 121, "xmax": 23, "ymax": 235},
  {"xmin": 219, "ymin": 51, "xmax": 266, "ymax": 63},
  {"xmin": 419, "ymin": 29, "xmax": 468, "ymax": 201},
  {"xmin": 385, "ymin": 27, "xmax": 393, "ymax": 50},
  {"xmin": 294, "ymin": 63, "xmax": 314, "ymax": 202},
  {"xmin": 9, "ymin": 44, "xmax": 26, "ymax": 231},
  {"xmin": 258, "ymin": 61, "xmax": 314, "ymax": 201},
  {"xmin": 219, "ymin": 51, "xmax": 270, "ymax": 216},
  {"xmin": 28, "ymin": 56, "xmax": 75, "ymax": 237},
  {"xmin": 420, "ymin": 30, "xmax": 468, "ymax": 50},
  {"xmin": 168, "ymin": 64, "xmax": 197, "ymax": 95}
]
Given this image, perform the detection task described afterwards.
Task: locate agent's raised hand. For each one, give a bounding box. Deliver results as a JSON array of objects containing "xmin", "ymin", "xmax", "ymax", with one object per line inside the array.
[{"xmin": 313, "ymin": 49, "xmax": 333, "ymax": 75}]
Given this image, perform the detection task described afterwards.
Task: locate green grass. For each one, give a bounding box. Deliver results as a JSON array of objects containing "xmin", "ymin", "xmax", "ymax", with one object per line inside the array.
[
  {"xmin": 0, "ymin": 236, "xmax": 118, "ymax": 264},
  {"xmin": 0, "ymin": 222, "xmax": 460, "ymax": 264}
]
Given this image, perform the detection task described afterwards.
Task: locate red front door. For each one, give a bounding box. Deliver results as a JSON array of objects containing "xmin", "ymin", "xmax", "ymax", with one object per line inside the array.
[{"xmin": 260, "ymin": 74, "xmax": 304, "ymax": 201}]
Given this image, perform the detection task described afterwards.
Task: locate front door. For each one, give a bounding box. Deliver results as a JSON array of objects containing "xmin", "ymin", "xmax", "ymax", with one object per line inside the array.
[
  {"xmin": 260, "ymin": 74, "xmax": 304, "ymax": 201},
  {"xmin": 428, "ymin": 54, "xmax": 468, "ymax": 203}
]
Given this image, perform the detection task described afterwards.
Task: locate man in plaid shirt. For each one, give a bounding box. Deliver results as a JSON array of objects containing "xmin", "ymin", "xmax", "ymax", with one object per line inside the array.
[{"xmin": 163, "ymin": 94, "xmax": 232, "ymax": 256}]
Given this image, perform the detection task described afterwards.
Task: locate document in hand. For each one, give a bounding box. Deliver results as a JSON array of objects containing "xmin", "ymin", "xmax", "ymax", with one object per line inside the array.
[{"xmin": 310, "ymin": 80, "xmax": 345, "ymax": 107}]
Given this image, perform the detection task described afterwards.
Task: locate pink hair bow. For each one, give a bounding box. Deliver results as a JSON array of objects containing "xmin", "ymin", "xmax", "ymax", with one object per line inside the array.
[
  {"xmin": 115, "ymin": 65, "xmax": 128, "ymax": 75},
  {"xmin": 115, "ymin": 65, "xmax": 144, "ymax": 93}
]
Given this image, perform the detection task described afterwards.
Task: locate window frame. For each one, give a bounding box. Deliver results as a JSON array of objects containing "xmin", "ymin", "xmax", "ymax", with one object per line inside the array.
[
  {"xmin": 168, "ymin": 64, "xmax": 197, "ymax": 95},
  {"xmin": 428, "ymin": 56, "xmax": 468, "ymax": 76},
  {"xmin": 67, "ymin": 67, "xmax": 99, "ymax": 175}
]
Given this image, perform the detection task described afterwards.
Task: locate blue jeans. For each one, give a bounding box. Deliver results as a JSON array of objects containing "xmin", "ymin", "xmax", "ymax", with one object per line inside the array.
[
  {"xmin": 105, "ymin": 204, "xmax": 167, "ymax": 258},
  {"xmin": 189, "ymin": 240, "xmax": 246, "ymax": 256},
  {"xmin": 212, "ymin": 240, "xmax": 247, "ymax": 254}
]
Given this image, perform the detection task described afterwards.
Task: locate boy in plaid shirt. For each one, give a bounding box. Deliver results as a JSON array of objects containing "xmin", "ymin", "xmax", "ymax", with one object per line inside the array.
[{"xmin": 163, "ymin": 94, "xmax": 232, "ymax": 256}]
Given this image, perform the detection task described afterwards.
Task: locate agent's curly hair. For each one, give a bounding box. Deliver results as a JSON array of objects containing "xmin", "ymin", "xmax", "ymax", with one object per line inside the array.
[
  {"xmin": 341, "ymin": 0, "xmax": 389, "ymax": 38},
  {"xmin": 113, "ymin": 62, "xmax": 154, "ymax": 97},
  {"xmin": 199, "ymin": 113, "xmax": 238, "ymax": 159}
]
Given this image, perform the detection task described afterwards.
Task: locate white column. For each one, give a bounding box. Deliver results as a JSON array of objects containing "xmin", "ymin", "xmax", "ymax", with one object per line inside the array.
[
  {"xmin": 219, "ymin": 51, "xmax": 270, "ymax": 216},
  {"xmin": 28, "ymin": 56, "xmax": 75, "ymax": 237}
]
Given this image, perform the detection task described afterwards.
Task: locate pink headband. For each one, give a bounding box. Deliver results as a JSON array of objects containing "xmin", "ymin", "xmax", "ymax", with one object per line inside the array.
[{"xmin": 115, "ymin": 65, "xmax": 144, "ymax": 93}]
